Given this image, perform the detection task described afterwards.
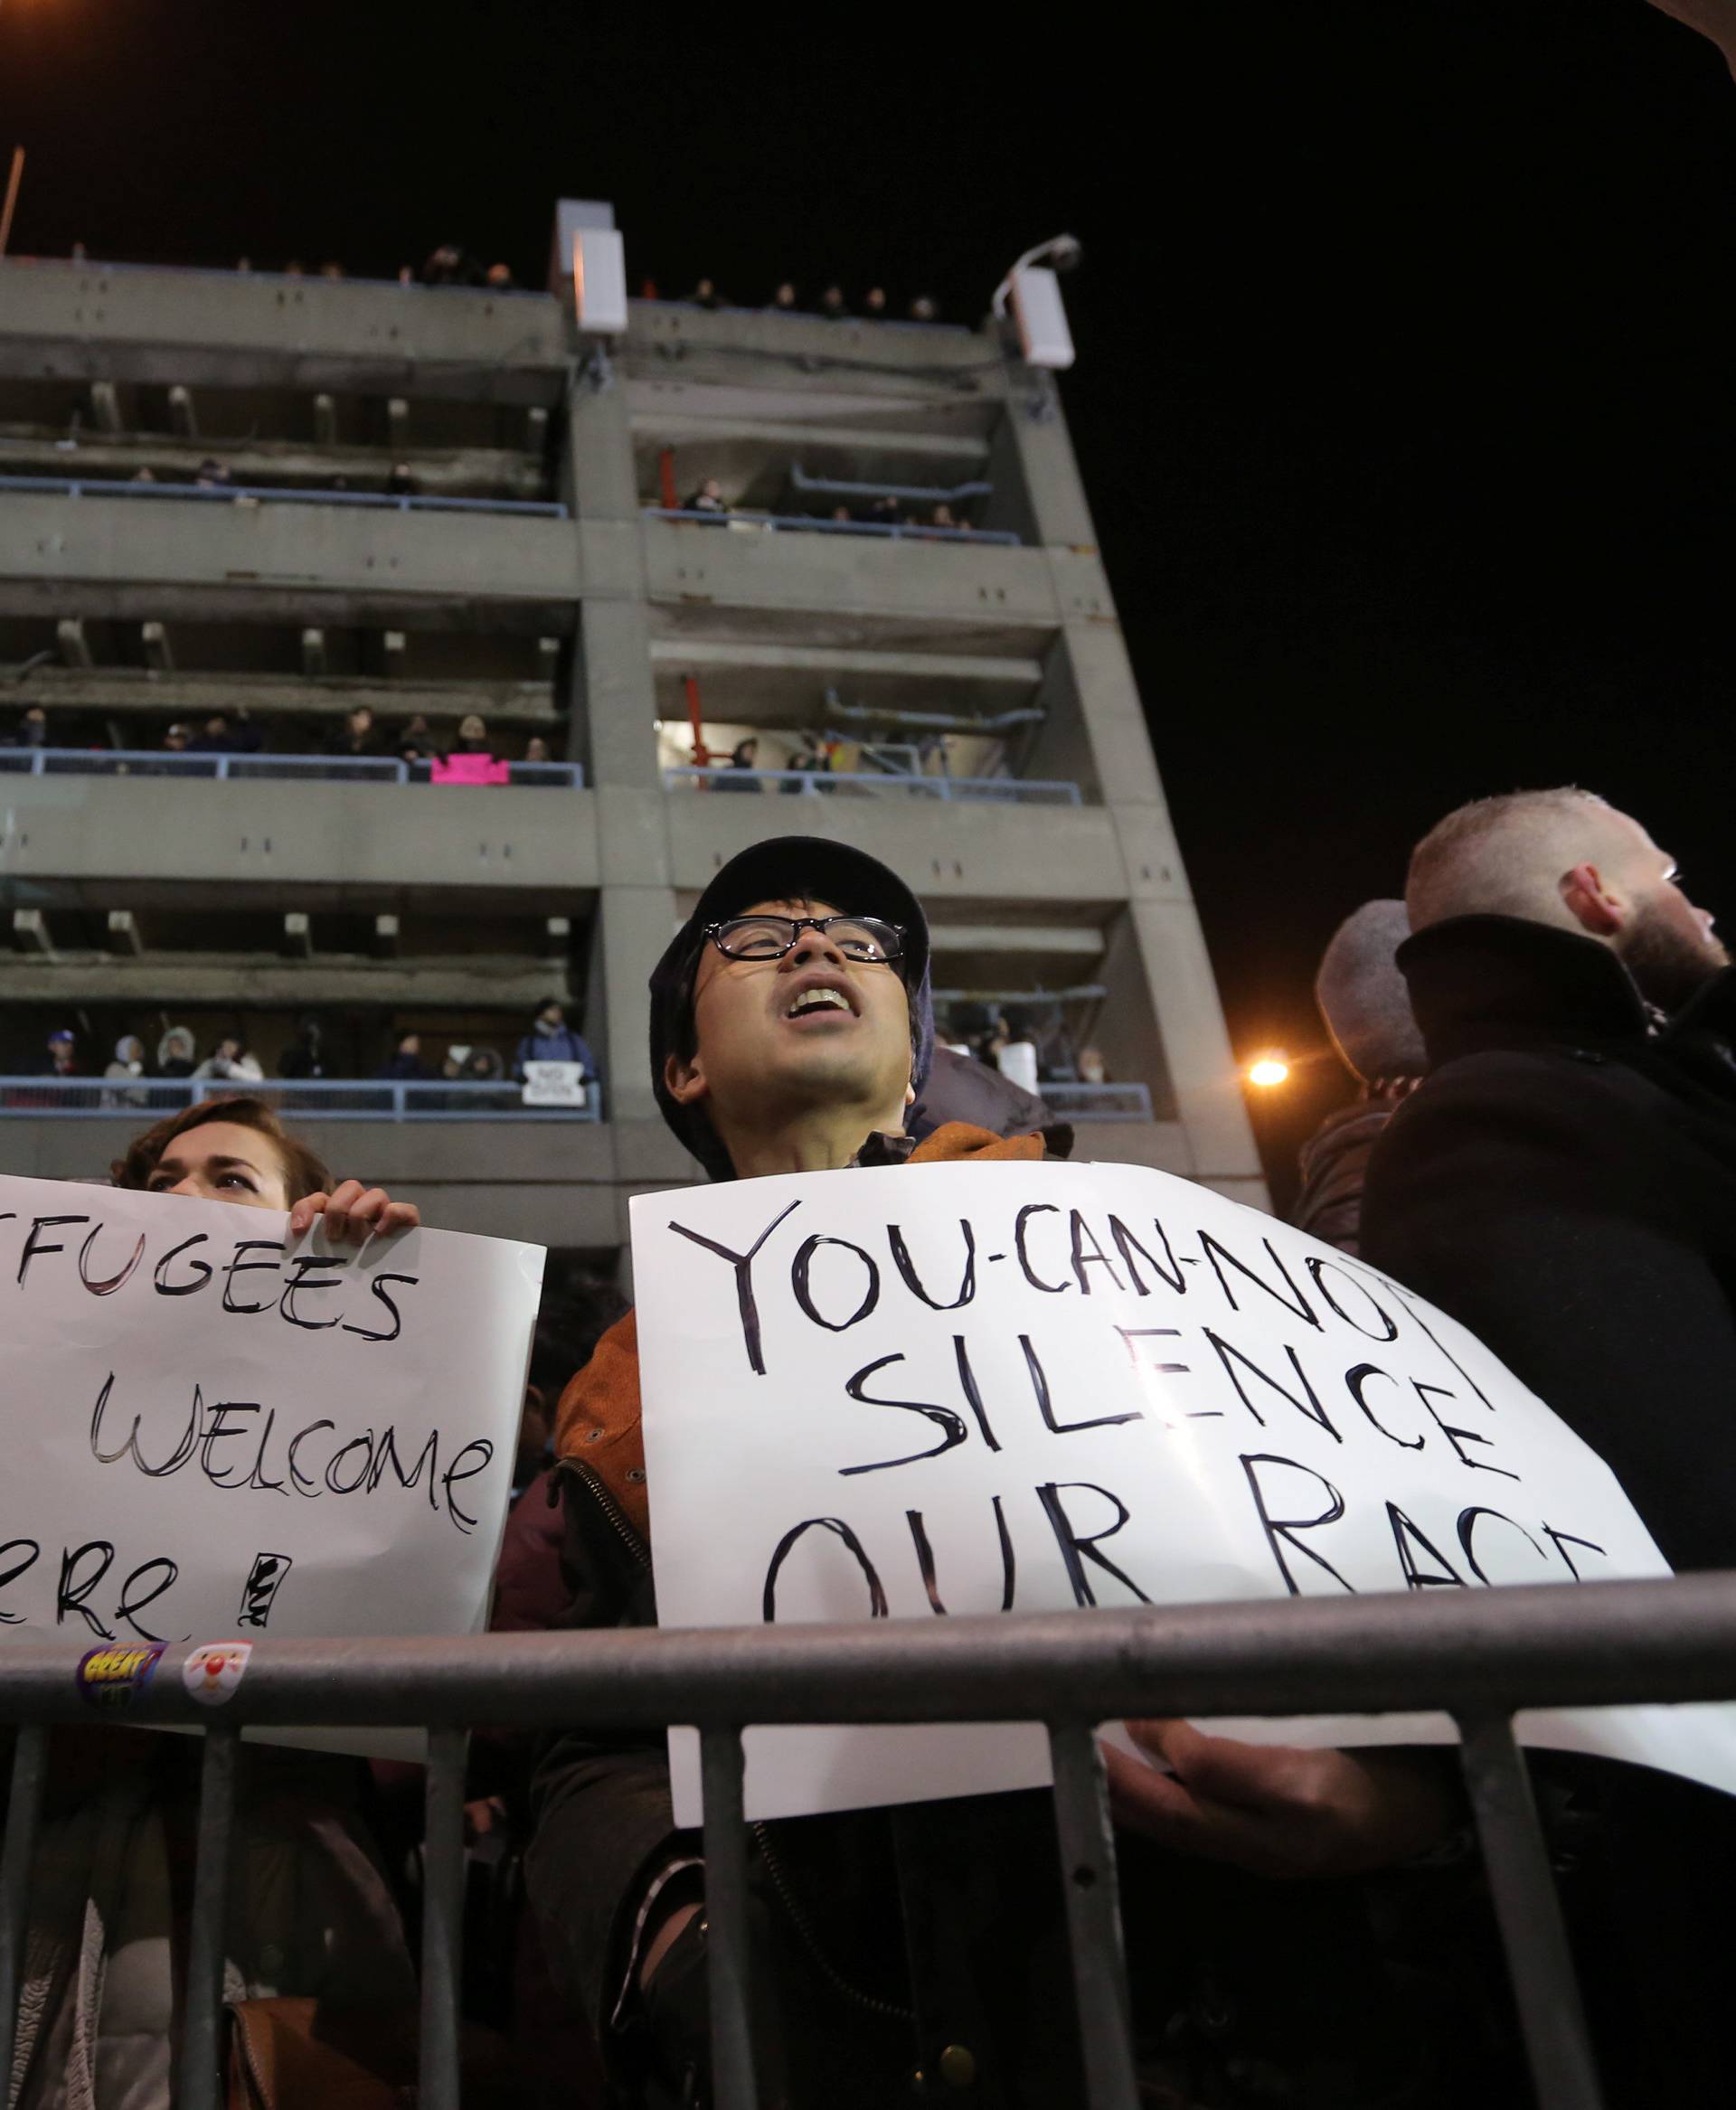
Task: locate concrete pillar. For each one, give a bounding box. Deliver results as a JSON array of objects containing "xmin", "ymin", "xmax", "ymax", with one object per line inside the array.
[
  {"xmin": 588, "ymin": 881, "xmax": 678, "ymax": 1123},
  {"xmin": 1126, "ymin": 899, "xmax": 1262, "ymax": 1184},
  {"xmin": 556, "ymin": 368, "xmax": 640, "ymax": 521},
  {"xmin": 565, "ymin": 598, "xmax": 659, "ymax": 785}
]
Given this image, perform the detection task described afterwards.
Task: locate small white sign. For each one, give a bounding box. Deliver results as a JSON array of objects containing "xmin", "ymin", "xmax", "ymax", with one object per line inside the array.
[
  {"xmin": 631, "ymin": 1159, "xmax": 1736, "ymax": 1823},
  {"xmin": 522, "ymin": 1060, "xmax": 587, "ymax": 1107},
  {"xmin": 0, "ymin": 1174, "xmax": 545, "ymax": 1755}
]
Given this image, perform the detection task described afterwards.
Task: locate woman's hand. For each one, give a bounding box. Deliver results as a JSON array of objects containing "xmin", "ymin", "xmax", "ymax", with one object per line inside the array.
[
  {"xmin": 288, "ymin": 1179, "xmax": 420, "ymax": 1244},
  {"xmin": 1103, "ymin": 1718, "xmax": 1457, "ymax": 1880}
]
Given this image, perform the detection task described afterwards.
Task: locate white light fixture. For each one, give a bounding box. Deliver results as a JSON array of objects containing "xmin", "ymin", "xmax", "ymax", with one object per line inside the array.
[{"xmin": 992, "ymin": 233, "xmax": 1082, "ymax": 371}]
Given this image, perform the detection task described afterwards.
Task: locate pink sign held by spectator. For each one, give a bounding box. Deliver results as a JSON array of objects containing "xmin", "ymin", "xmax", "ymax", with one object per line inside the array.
[{"xmin": 430, "ymin": 754, "xmax": 511, "ymax": 786}]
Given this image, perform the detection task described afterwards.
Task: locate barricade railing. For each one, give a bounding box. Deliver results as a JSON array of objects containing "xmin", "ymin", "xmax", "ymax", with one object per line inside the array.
[
  {"xmin": 1040, "ymin": 1081, "xmax": 1156, "ymax": 1121},
  {"xmin": 0, "ymin": 1078, "xmax": 601, "ymax": 1122},
  {"xmin": 0, "ymin": 473, "xmax": 566, "ymax": 519},
  {"xmin": 4, "ymin": 1575, "xmax": 1735, "ymax": 2109},
  {"xmin": 0, "ymin": 749, "xmax": 582, "ymax": 788},
  {"xmin": 663, "ymin": 764, "xmax": 1082, "ymax": 805},
  {"xmin": 646, "ymin": 504, "xmax": 1022, "ymax": 547}
]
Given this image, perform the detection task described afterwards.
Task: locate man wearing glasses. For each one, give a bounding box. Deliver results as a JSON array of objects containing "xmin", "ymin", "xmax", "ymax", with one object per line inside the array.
[{"xmin": 525, "ymin": 836, "xmax": 1469, "ymax": 2110}]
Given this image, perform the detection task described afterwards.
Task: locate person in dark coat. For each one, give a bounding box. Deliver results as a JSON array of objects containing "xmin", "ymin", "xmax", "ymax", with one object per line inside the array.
[
  {"xmin": 1361, "ymin": 787, "xmax": 1736, "ymax": 2107},
  {"xmin": 1290, "ymin": 899, "xmax": 1429, "ymax": 1255},
  {"xmin": 525, "ymin": 835, "xmax": 1474, "ymax": 2110}
]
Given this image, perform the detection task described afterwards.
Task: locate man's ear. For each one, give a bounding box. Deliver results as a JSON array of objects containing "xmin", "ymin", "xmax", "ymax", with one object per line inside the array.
[
  {"xmin": 1560, "ymin": 862, "xmax": 1624, "ymax": 937},
  {"xmin": 664, "ymin": 1047, "xmax": 710, "ymax": 1107},
  {"xmin": 904, "ymin": 1080, "xmax": 916, "ymax": 1108}
]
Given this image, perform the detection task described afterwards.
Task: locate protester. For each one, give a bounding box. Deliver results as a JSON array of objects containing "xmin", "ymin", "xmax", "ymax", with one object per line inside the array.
[
  {"xmin": 1290, "ymin": 900, "xmax": 1428, "ymax": 1255},
  {"xmin": 818, "ymin": 284, "xmax": 848, "ymax": 319},
  {"xmin": 524, "ymin": 735, "xmax": 552, "ymax": 764},
  {"xmin": 525, "ymin": 835, "xmax": 1466, "ymax": 2108},
  {"xmin": 396, "ymin": 711, "xmax": 438, "ymax": 761},
  {"xmin": 155, "ymin": 1023, "xmax": 196, "ymax": 1077},
  {"xmin": 5, "ymin": 1101, "xmax": 423, "ymax": 2108},
  {"xmin": 689, "ymin": 278, "xmax": 722, "ymax": 310},
  {"xmin": 192, "ymin": 1031, "xmax": 264, "ymax": 1082},
  {"xmin": 511, "ymin": 1001, "xmax": 595, "ymax": 1082},
  {"xmin": 1360, "ymin": 788, "xmax": 1736, "ymax": 2105},
  {"xmin": 865, "ymin": 493, "xmax": 903, "ymax": 529},
  {"xmin": 103, "ymin": 1033, "xmax": 147, "ymax": 1088},
  {"xmin": 863, "ymin": 286, "xmax": 888, "ymax": 317},
  {"xmin": 769, "ymin": 281, "xmax": 798, "ymax": 313},
  {"xmin": 9, "ymin": 703, "xmax": 49, "ymax": 748},
  {"xmin": 452, "ymin": 712, "xmax": 494, "ymax": 756},
  {"xmin": 1077, "ymin": 1045, "xmax": 1109, "ymax": 1085}
]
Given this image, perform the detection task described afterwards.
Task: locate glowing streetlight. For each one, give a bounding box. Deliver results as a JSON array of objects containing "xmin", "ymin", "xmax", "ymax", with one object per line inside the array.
[{"xmin": 1246, "ymin": 1053, "xmax": 1291, "ymax": 1089}]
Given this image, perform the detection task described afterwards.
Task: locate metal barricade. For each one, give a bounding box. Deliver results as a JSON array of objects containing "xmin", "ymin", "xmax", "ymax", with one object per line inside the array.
[
  {"xmin": 646, "ymin": 504, "xmax": 1024, "ymax": 547},
  {"xmin": 4, "ymin": 1576, "xmax": 1735, "ymax": 2108},
  {"xmin": 0, "ymin": 472, "xmax": 566, "ymax": 519}
]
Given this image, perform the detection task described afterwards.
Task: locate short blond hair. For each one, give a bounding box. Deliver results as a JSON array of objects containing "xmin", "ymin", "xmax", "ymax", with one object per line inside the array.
[{"xmin": 1405, "ymin": 787, "xmax": 1618, "ymax": 930}]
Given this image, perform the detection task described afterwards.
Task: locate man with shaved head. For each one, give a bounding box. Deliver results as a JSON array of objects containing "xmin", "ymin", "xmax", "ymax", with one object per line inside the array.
[
  {"xmin": 1366, "ymin": 786, "xmax": 1731, "ymax": 1563},
  {"xmin": 1363, "ymin": 787, "xmax": 1736, "ymax": 2102}
]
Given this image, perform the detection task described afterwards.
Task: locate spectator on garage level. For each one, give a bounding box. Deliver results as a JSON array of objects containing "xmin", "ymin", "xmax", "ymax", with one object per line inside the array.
[
  {"xmin": 524, "ymin": 736, "xmax": 552, "ymax": 764},
  {"xmin": 42, "ymin": 1028, "xmax": 80, "ymax": 1079},
  {"xmin": 155, "ymin": 1024, "xmax": 197, "ymax": 1078},
  {"xmin": 451, "ymin": 712, "xmax": 494, "ymax": 758},
  {"xmin": 866, "ymin": 493, "xmax": 903, "ymax": 530},
  {"xmin": 717, "ymin": 737, "xmax": 763, "ymax": 791},
  {"xmin": 161, "ymin": 722, "xmax": 192, "ymax": 753},
  {"xmin": 910, "ymin": 293, "xmax": 939, "ymax": 323},
  {"xmin": 421, "ymin": 243, "xmax": 477, "ymax": 287},
  {"xmin": 769, "ymin": 281, "xmax": 798, "ymax": 313},
  {"xmin": 283, "ymin": 260, "xmax": 305, "ymax": 277},
  {"xmin": 864, "ymin": 286, "xmax": 888, "ymax": 317},
  {"xmin": 485, "ymin": 261, "xmax": 515, "ymax": 289},
  {"xmin": 327, "ymin": 704, "xmax": 382, "ymax": 758},
  {"xmin": 688, "ymin": 278, "xmax": 722, "ymax": 310},
  {"xmin": 386, "ymin": 462, "xmax": 416, "ymax": 498},
  {"xmin": 827, "ymin": 504, "xmax": 854, "ymax": 526},
  {"xmin": 1077, "ymin": 1045, "xmax": 1110, "ymax": 1086},
  {"xmin": 278, "ymin": 1016, "xmax": 329, "ymax": 1080},
  {"xmin": 194, "ymin": 457, "xmax": 231, "ymax": 489},
  {"xmin": 189, "ymin": 711, "xmax": 262, "ymax": 756},
  {"xmin": 925, "ymin": 504, "xmax": 959, "ymax": 535},
  {"xmin": 129, "ymin": 466, "xmax": 156, "ymax": 483},
  {"xmin": 818, "ymin": 283, "xmax": 848, "ymax": 319},
  {"xmin": 783, "ymin": 736, "xmax": 826, "ymax": 791},
  {"xmin": 377, "ymin": 1031, "xmax": 430, "ymax": 1082},
  {"xmin": 512, "ymin": 1000, "xmax": 595, "ymax": 1083},
  {"xmin": 319, "ymin": 261, "xmax": 344, "ymax": 280},
  {"xmin": 440, "ymin": 1044, "xmax": 470, "ymax": 1082},
  {"xmin": 683, "ymin": 476, "xmax": 729, "ymax": 517},
  {"xmin": 466, "ymin": 1047, "xmax": 507, "ymax": 1085},
  {"xmin": 104, "ymin": 1035, "xmax": 146, "ymax": 1084},
  {"xmin": 9, "ymin": 704, "xmax": 49, "ymax": 748},
  {"xmin": 394, "ymin": 712, "xmax": 437, "ymax": 762},
  {"xmin": 193, "ymin": 1033, "xmax": 264, "ymax": 1083}
]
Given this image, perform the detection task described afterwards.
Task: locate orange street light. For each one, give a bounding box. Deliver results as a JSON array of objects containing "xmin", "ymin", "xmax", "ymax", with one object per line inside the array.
[{"xmin": 1247, "ymin": 1053, "xmax": 1291, "ymax": 1088}]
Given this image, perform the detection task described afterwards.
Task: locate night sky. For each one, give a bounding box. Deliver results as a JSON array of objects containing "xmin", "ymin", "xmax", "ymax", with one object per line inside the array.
[{"xmin": 6, "ymin": 0, "xmax": 1733, "ymax": 1199}]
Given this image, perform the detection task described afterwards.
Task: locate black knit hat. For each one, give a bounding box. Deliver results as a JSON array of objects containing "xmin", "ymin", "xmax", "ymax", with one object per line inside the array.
[{"xmin": 649, "ymin": 835, "xmax": 934, "ymax": 1180}]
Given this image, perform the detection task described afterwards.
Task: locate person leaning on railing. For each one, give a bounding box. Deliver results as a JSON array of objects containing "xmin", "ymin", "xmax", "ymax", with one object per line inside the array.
[
  {"xmin": 9, "ymin": 1097, "xmax": 422, "ymax": 2109},
  {"xmin": 524, "ymin": 834, "xmax": 1510, "ymax": 2110}
]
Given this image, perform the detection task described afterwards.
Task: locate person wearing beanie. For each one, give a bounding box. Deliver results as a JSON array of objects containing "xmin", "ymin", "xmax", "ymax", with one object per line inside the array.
[{"xmin": 524, "ymin": 837, "xmax": 1462, "ymax": 2109}]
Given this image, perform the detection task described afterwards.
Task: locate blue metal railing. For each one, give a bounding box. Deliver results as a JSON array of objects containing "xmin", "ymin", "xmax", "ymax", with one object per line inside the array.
[
  {"xmin": 664, "ymin": 764, "xmax": 1080, "ymax": 806},
  {"xmin": 0, "ymin": 1078, "xmax": 601, "ymax": 1122},
  {"xmin": 0, "ymin": 473, "xmax": 566, "ymax": 519},
  {"xmin": 0, "ymin": 748, "xmax": 582, "ymax": 787},
  {"xmin": 647, "ymin": 504, "xmax": 1021, "ymax": 547}
]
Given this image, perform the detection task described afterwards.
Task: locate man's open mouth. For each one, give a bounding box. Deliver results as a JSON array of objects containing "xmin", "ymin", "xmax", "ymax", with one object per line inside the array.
[{"xmin": 785, "ymin": 987, "xmax": 855, "ymax": 1021}]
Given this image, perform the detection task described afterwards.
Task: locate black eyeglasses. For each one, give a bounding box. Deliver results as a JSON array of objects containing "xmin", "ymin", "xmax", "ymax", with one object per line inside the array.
[{"xmin": 704, "ymin": 915, "xmax": 905, "ymax": 965}]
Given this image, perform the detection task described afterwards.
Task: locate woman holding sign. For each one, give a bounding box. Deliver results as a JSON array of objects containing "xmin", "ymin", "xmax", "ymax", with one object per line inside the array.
[{"xmin": 10, "ymin": 1097, "xmax": 420, "ymax": 2109}]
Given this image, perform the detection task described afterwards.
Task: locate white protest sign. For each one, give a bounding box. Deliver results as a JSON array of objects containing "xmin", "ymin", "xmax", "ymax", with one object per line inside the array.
[
  {"xmin": 632, "ymin": 1158, "xmax": 1736, "ymax": 1824},
  {"xmin": 522, "ymin": 1060, "xmax": 587, "ymax": 1108},
  {"xmin": 0, "ymin": 1174, "xmax": 544, "ymax": 1754}
]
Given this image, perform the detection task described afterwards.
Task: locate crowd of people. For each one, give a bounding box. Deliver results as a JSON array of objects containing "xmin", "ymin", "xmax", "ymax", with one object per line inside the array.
[
  {"xmin": 675, "ymin": 277, "xmax": 942, "ymax": 323},
  {"xmin": 12, "ymin": 797, "xmax": 1732, "ymax": 2106},
  {"xmin": 678, "ymin": 473, "xmax": 983, "ymax": 536},
  {"xmin": 12, "ymin": 1001, "xmax": 597, "ymax": 1094},
  {"xmin": 4, "ymin": 700, "xmax": 559, "ymax": 769}
]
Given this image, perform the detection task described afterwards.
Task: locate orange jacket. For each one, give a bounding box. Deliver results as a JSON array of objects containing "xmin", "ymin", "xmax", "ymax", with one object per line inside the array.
[{"xmin": 552, "ymin": 1123, "xmax": 1046, "ymax": 1541}]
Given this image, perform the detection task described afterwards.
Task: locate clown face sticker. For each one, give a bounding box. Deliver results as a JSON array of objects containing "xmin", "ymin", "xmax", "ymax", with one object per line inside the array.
[{"xmin": 183, "ymin": 1642, "xmax": 253, "ymax": 1707}]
